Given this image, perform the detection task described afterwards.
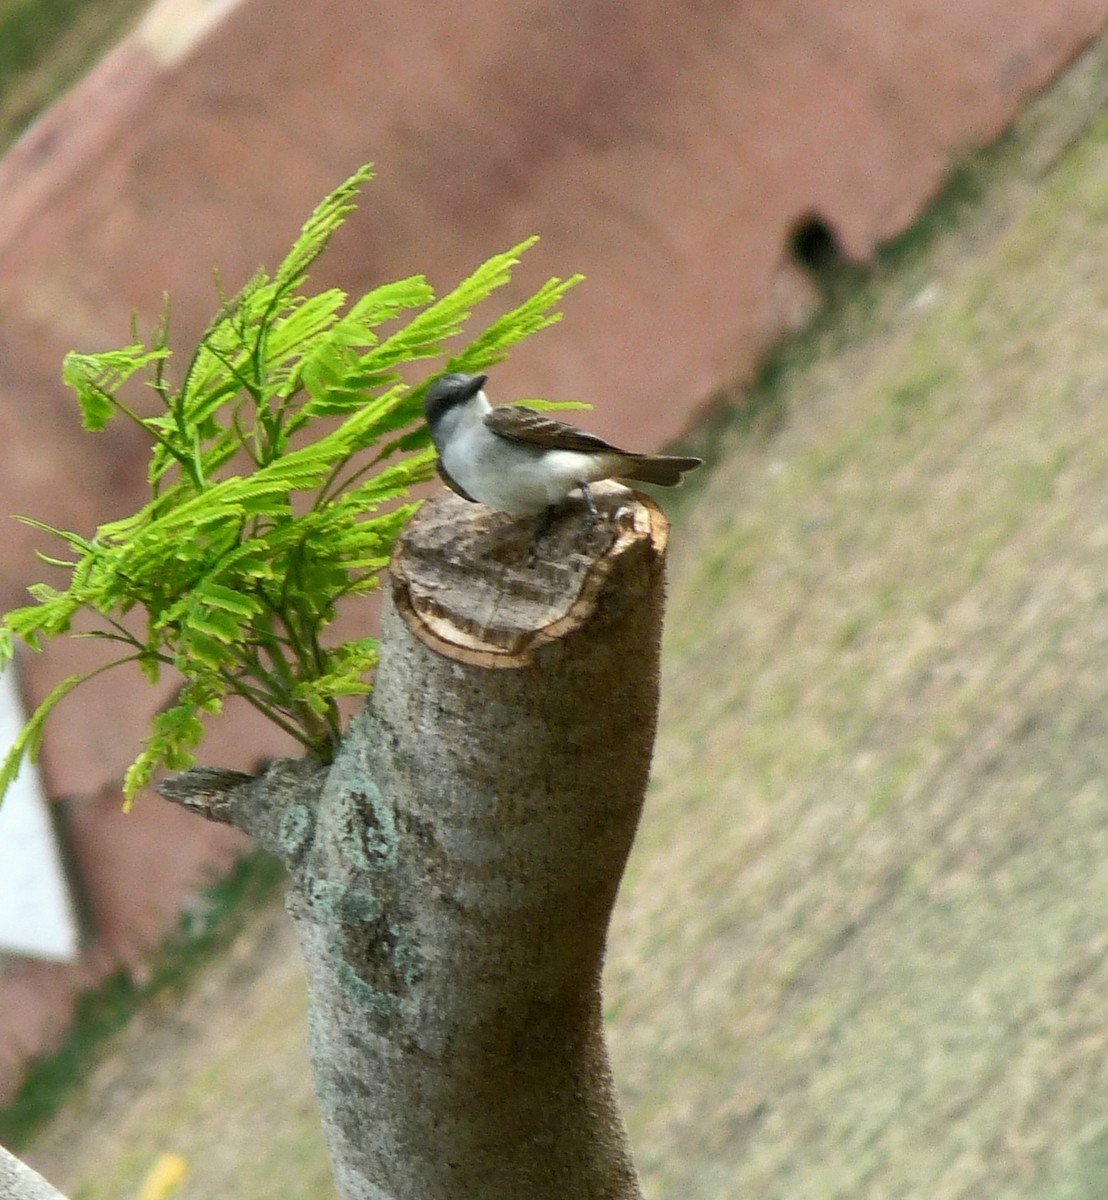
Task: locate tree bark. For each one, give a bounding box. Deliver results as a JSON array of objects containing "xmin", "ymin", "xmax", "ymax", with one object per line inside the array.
[
  {"xmin": 0, "ymin": 1143, "xmax": 70, "ymax": 1200},
  {"xmin": 159, "ymin": 482, "xmax": 670, "ymax": 1199}
]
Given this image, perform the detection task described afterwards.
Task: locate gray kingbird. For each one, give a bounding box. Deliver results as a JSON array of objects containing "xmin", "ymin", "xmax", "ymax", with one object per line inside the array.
[{"xmin": 424, "ymin": 372, "xmax": 702, "ymax": 519}]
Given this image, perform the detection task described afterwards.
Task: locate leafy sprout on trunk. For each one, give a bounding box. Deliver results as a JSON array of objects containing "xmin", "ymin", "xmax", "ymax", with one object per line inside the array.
[{"xmin": 0, "ymin": 163, "xmax": 582, "ymax": 806}]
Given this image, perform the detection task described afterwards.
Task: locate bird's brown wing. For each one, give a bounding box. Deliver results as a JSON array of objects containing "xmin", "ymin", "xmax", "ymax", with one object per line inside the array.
[
  {"xmin": 484, "ymin": 405, "xmax": 629, "ymax": 456},
  {"xmin": 436, "ymin": 459, "xmax": 478, "ymax": 503}
]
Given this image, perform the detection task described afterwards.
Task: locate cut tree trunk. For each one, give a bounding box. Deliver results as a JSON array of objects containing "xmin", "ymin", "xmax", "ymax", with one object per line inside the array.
[
  {"xmin": 0, "ymin": 1143, "xmax": 69, "ymax": 1200},
  {"xmin": 158, "ymin": 482, "xmax": 671, "ymax": 1199}
]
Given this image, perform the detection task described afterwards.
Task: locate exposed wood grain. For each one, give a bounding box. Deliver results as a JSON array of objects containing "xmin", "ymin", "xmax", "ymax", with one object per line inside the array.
[{"xmin": 390, "ymin": 482, "xmax": 668, "ymax": 667}]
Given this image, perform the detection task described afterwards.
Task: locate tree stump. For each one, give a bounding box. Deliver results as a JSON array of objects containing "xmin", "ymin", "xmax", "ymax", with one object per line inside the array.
[{"xmin": 159, "ymin": 481, "xmax": 670, "ymax": 1200}]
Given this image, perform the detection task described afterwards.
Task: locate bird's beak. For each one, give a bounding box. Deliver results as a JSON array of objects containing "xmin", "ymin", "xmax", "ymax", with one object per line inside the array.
[{"xmin": 460, "ymin": 374, "xmax": 488, "ymax": 399}]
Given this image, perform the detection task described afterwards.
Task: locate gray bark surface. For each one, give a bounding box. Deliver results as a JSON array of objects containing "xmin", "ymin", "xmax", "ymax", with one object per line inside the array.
[
  {"xmin": 160, "ymin": 483, "xmax": 669, "ymax": 1199},
  {"xmin": 0, "ymin": 1143, "xmax": 69, "ymax": 1200}
]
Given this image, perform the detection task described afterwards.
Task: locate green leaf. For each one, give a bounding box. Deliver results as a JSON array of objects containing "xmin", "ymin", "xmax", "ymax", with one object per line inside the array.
[
  {"xmin": 15, "ymin": 517, "xmax": 93, "ymax": 553},
  {"xmin": 273, "ymin": 164, "xmax": 375, "ymax": 294},
  {"xmin": 347, "ymin": 275, "xmax": 434, "ymax": 326},
  {"xmin": 364, "ymin": 238, "xmax": 541, "ymax": 371},
  {"xmin": 63, "ymin": 346, "xmax": 172, "ymax": 431},
  {"xmin": 178, "ymin": 628, "xmax": 233, "ymax": 671},
  {"xmin": 75, "ymin": 386, "xmax": 114, "ymax": 432},
  {"xmin": 514, "ymin": 398, "xmax": 593, "ymax": 412},
  {"xmin": 448, "ymin": 272, "xmax": 584, "ymax": 372},
  {"xmin": 123, "ymin": 680, "xmax": 224, "ymax": 804},
  {"xmin": 0, "ymin": 659, "xmax": 137, "ymax": 810},
  {"xmin": 202, "ymin": 584, "xmax": 260, "ymax": 618}
]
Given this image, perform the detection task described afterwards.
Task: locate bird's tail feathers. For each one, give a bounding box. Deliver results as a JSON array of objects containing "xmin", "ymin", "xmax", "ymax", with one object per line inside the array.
[{"xmin": 619, "ymin": 453, "xmax": 703, "ymax": 487}]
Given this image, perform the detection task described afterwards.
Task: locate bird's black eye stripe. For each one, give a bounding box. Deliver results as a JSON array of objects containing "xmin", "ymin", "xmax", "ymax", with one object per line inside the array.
[{"xmin": 424, "ymin": 373, "xmax": 486, "ymax": 422}]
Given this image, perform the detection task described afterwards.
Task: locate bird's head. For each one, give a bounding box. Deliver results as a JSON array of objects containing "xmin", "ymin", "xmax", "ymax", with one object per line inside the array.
[{"xmin": 424, "ymin": 373, "xmax": 489, "ymax": 427}]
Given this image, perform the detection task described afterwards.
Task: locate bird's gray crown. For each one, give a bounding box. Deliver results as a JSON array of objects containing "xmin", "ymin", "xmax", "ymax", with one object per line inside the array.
[{"xmin": 424, "ymin": 372, "xmax": 488, "ymax": 425}]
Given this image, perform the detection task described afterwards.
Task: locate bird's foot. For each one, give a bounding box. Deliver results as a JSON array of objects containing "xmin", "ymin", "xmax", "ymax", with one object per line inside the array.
[{"xmin": 526, "ymin": 486, "xmax": 608, "ymax": 565}]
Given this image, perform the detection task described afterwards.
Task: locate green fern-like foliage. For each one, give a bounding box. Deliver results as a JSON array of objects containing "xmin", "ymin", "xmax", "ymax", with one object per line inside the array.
[{"xmin": 0, "ymin": 164, "xmax": 582, "ymax": 805}]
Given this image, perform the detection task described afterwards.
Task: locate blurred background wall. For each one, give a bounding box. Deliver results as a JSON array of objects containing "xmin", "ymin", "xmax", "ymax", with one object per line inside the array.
[{"xmin": 0, "ymin": 0, "xmax": 1105, "ymax": 1098}]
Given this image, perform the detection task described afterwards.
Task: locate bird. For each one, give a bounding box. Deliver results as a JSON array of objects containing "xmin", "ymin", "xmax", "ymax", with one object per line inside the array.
[{"xmin": 423, "ymin": 372, "xmax": 702, "ymax": 520}]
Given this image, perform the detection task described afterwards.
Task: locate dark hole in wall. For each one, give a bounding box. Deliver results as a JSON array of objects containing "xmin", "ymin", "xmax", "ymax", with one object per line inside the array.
[{"xmin": 789, "ymin": 213, "xmax": 843, "ymax": 275}]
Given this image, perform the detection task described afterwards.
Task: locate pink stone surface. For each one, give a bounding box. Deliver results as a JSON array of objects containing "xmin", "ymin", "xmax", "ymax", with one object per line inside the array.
[{"xmin": 0, "ymin": 0, "xmax": 1105, "ymax": 1096}]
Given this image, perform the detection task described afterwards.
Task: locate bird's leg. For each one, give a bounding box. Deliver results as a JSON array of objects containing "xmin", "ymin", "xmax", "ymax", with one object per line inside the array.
[
  {"xmin": 528, "ymin": 485, "xmax": 599, "ymax": 566},
  {"xmin": 534, "ymin": 505, "xmax": 559, "ymax": 541},
  {"xmin": 526, "ymin": 505, "xmax": 559, "ymax": 565},
  {"xmin": 578, "ymin": 481, "xmax": 600, "ymax": 525}
]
